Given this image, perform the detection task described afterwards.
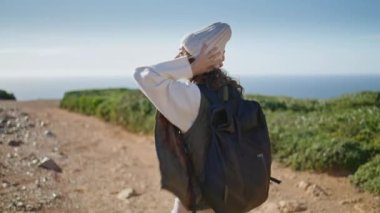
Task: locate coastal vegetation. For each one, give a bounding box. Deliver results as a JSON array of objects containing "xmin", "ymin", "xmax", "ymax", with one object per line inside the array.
[
  {"xmin": 0, "ymin": 90, "xmax": 16, "ymax": 100},
  {"xmin": 60, "ymin": 88, "xmax": 380, "ymax": 195}
]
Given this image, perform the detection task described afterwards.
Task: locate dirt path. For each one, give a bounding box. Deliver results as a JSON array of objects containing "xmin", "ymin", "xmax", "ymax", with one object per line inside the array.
[{"xmin": 1, "ymin": 100, "xmax": 379, "ymax": 213}]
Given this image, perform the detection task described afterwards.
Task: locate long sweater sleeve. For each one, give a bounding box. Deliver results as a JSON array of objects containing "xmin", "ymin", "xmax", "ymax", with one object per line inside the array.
[{"xmin": 133, "ymin": 56, "xmax": 201, "ymax": 133}]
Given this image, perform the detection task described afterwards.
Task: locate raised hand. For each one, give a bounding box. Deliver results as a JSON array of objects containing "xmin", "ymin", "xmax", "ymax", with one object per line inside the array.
[{"xmin": 191, "ymin": 43, "xmax": 223, "ymax": 76}]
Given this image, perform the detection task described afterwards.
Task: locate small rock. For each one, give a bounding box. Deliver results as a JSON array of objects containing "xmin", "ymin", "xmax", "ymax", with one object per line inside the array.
[
  {"xmin": 7, "ymin": 152, "xmax": 18, "ymax": 158},
  {"xmin": 41, "ymin": 177, "xmax": 48, "ymax": 182},
  {"xmin": 16, "ymin": 201, "xmax": 25, "ymax": 207},
  {"xmin": 20, "ymin": 112, "xmax": 29, "ymax": 117},
  {"xmin": 40, "ymin": 121, "xmax": 47, "ymax": 127},
  {"xmin": 354, "ymin": 204, "xmax": 366, "ymax": 213},
  {"xmin": 21, "ymin": 185, "xmax": 26, "ymax": 190},
  {"xmin": 339, "ymin": 197, "xmax": 363, "ymax": 205},
  {"xmin": 25, "ymin": 204, "xmax": 33, "ymax": 211},
  {"xmin": 25, "ymin": 203, "xmax": 42, "ymax": 211},
  {"xmin": 44, "ymin": 130, "xmax": 55, "ymax": 137},
  {"xmin": 38, "ymin": 157, "xmax": 62, "ymax": 173},
  {"xmin": 2, "ymin": 180, "xmax": 10, "ymax": 188},
  {"xmin": 8, "ymin": 139, "xmax": 23, "ymax": 147},
  {"xmin": 52, "ymin": 192, "xmax": 60, "ymax": 199},
  {"xmin": 74, "ymin": 188, "xmax": 85, "ymax": 193},
  {"xmin": 6, "ymin": 120, "xmax": 13, "ymax": 127},
  {"xmin": 23, "ymin": 115, "xmax": 29, "ymax": 122},
  {"xmin": 35, "ymin": 179, "xmax": 42, "ymax": 188},
  {"xmin": 24, "ymin": 132, "xmax": 30, "ymax": 139},
  {"xmin": 306, "ymin": 184, "xmax": 329, "ymax": 197},
  {"xmin": 22, "ymin": 153, "xmax": 39, "ymax": 165},
  {"xmin": 278, "ymin": 200, "xmax": 307, "ymax": 212},
  {"xmin": 296, "ymin": 181, "xmax": 311, "ymax": 190},
  {"xmin": 117, "ymin": 188, "xmax": 137, "ymax": 200}
]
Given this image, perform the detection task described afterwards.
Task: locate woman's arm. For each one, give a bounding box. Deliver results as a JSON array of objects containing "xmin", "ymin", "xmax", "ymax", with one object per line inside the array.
[
  {"xmin": 133, "ymin": 56, "xmax": 201, "ymax": 133},
  {"xmin": 134, "ymin": 44, "xmax": 222, "ymax": 133}
]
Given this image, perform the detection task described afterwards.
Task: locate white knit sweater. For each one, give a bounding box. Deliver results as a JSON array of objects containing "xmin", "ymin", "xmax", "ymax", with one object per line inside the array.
[{"xmin": 133, "ymin": 56, "xmax": 201, "ymax": 133}]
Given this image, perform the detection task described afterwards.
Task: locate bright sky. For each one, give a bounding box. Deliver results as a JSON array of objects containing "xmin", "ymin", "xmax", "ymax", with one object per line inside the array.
[{"xmin": 0, "ymin": 0, "xmax": 379, "ymax": 77}]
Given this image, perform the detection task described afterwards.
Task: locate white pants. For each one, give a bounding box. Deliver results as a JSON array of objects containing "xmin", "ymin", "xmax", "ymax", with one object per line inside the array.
[{"xmin": 171, "ymin": 198, "xmax": 214, "ymax": 213}]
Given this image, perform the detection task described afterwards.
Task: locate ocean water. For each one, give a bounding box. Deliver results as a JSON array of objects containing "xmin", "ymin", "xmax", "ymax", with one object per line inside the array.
[{"xmin": 0, "ymin": 75, "xmax": 379, "ymax": 101}]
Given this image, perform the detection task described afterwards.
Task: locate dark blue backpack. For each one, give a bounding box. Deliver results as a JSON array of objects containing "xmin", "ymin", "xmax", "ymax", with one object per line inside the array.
[
  {"xmin": 154, "ymin": 84, "xmax": 279, "ymax": 213},
  {"xmin": 184, "ymin": 84, "xmax": 277, "ymax": 213}
]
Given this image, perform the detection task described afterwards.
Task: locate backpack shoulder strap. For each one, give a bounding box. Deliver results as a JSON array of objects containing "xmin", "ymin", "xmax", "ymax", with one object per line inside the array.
[{"xmin": 197, "ymin": 84, "xmax": 228, "ymax": 105}]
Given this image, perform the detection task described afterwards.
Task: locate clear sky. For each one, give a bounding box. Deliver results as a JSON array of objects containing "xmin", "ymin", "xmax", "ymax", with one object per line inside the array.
[{"xmin": 0, "ymin": 0, "xmax": 379, "ymax": 77}]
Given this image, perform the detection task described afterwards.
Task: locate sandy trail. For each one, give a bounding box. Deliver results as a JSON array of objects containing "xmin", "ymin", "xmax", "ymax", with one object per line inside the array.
[{"xmin": 1, "ymin": 100, "xmax": 378, "ymax": 213}]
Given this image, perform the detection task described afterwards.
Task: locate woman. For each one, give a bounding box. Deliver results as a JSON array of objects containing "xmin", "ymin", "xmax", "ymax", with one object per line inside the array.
[{"xmin": 134, "ymin": 22, "xmax": 243, "ymax": 213}]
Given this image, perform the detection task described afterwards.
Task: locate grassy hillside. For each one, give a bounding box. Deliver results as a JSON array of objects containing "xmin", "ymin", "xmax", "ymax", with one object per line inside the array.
[
  {"xmin": 60, "ymin": 89, "xmax": 380, "ymax": 195},
  {"xmin": 0, "ymin": 89, "xmax": 16, "ymax": 100}
]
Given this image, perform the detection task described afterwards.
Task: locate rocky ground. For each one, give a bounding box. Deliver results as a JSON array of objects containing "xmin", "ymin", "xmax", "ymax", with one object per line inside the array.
[
  {"xmin": 0, "ymin": 104, "xmax": 67, "ymax": 212},
  {"xmin": 0, "ymin": 100, "xmax": 379, "ymax": 213}
]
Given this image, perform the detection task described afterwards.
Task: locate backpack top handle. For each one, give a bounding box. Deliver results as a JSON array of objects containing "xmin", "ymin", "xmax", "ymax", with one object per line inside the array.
[
  {"xmin": 222, "ymin": 85, "xmax": 229, "ymax": 102},
  {"xmin": 197, "ymin": 84, "xmax": 230, "ymax": 104}
]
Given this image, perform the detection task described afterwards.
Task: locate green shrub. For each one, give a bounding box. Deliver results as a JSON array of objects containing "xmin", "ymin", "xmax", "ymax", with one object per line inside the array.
[
  {"xmin": 115, "ymin": 91, "xmax": 156, "ymax": 133},
  {"xmin": 96, "ymin": 98, "xmax": 118, "ymax": 122},
  {"xmin": 327, "ymin": 91, "xmax": 380, "ymax": 109},
  {"xmin": 0, "ymin": 90, "xmax": 16, "ymax": 100},
  {"xmin": 291, "ymin": 139, "xmax": 369, "ymax": 172},
  {"xmin": 351, "ymin": 156, "xmax": 380, "ymax": 195},
  {"xmin": 60, "ymin": 88, "xmax": 156, "ymax": 134},
  {"xmin": 245, "ymin": 94, "xmax": 321, "ymax": 112}
]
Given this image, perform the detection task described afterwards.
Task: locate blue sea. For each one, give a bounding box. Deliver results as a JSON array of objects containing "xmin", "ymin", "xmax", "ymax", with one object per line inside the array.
[{"xmin": 0, "ymin": 75, "xmax": 379, "ymax": 101}]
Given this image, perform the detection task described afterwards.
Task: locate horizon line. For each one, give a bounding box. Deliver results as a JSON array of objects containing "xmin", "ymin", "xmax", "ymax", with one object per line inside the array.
[{"xmin": 1, "ymin": 73, "xmax": 380, "ymax": 79}]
